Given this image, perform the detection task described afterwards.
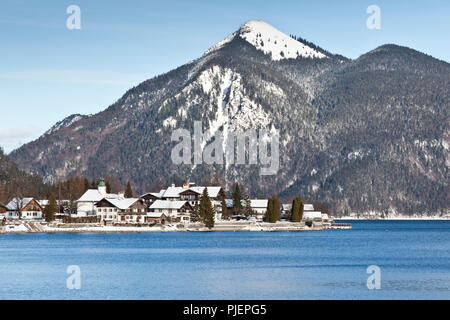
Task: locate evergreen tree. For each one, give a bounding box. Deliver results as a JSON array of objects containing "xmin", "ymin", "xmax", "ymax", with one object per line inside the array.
[
  {"xmin": 272, "ymin": 196, "xmax": 281, "ymax": 223},
  {"xmin": 221, "ymin": 197, "xmax": 229, "ymax": 219},
  {"xmin": 266, "ymin": 196, "xmax": 280, "ymax": 223},
  {"xmin": 125, "ymin": 181, "xmax": 133, "ymax": 198},
  {"xmin": 191, "ymin": 202, "xmax": 200, "ymax": 222},
  {"xmin": 265, "ymin": 197, "xmax": 273, "ymax": 222},
  {"xmin": 243, "ymin": 193, "xmax": 252, "ymax": 217},
  {"xmin": 232, "ymin": 183, "xmax": 242, "ymax": 215},
  {"xmin": 298, "ymin": 197, "xmax": 304, "ymax": 221},
  {"xmin": 44, "ymin": 195, "xmax": 58, "ymax": 222},
  {"xmin": 290, "ymin": 197, "xmax": 303, "ymax": 222},
  {"xmin": 199, "ymin": 188, "xmax": 215, "ymax": 228}
]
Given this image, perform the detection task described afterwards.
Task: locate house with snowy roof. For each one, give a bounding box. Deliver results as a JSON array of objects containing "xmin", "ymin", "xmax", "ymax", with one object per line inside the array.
[
  {"xmin": 140, "ymin": 191, "xmax": 162, "ymax": 210},
  {"xmin": 5, "ymin": 197, "xmax": 43, "ymax": 220},
  {"xmin": 141, "ymin": 182, "xmax": 225, "ymax": 220},
  {"xmin": 179, "ymin": 186, "xmax": 224, "ymax": 218},
  {"xmin": 149, "ymin": 200, "xmax": 192, "ymax": 223},
  {"xmin": 76, "ymin": 178, "xmax": 119, "ymax": 216},
  {"xmin": 95, "ymin": 197, "xmax": 146, "ymax": 224}
]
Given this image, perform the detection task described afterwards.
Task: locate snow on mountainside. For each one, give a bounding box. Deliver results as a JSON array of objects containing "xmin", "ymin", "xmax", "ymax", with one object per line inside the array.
[
  {"xmin": 206, "ymin": 20, "xmax": 327, "ymax": 60},
  {"xmin": 44, "ymin": 114, "xmax": 89, "ymax": 135}
]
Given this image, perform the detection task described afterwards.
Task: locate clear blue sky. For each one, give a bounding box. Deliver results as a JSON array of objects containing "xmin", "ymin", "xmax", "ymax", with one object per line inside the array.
[{"xmin": 1, "ymin": 0, "xmax": 449, "ymax": 153}]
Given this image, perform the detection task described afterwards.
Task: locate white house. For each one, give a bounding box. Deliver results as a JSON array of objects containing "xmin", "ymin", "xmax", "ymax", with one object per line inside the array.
[
  {"xmin": 5, "ymin": 198, "xmax": 43, "ymax": 220},
  {"xmin": 149, "ymin": 200, "xmax": 192, "ymax": 223},
  {"xmin": 76, "ymin": 179, "xmax": 119, "ymax": 216},
  {"xmin": 95, "ymin": 197, "xmax": 146, "ymax": 223},
  {"xmin": 179, "ymin": 186, "xmax": 224, "ymax": 220},
  {"xmin": 303, "ymin": 211, "xmax": 323, "ymax": 221},
  {"xmin": 248, "ymin": 199, "xmax": 268, "ymax": 221},
  {"xmin": 143, "ymin": 182, "xmax": 225, "ymax": 220}
]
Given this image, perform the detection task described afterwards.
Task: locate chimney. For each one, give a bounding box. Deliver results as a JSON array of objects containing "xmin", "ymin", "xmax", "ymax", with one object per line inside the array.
[{"xmin": 118, "ymin": 192, "xmax": 124, "ymax": 200}]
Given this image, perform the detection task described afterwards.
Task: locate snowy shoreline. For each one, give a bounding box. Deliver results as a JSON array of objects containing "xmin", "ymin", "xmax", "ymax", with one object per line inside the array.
[{"xmin": 0, "ymin": 221, "xmax": 318, "ymax": 234}]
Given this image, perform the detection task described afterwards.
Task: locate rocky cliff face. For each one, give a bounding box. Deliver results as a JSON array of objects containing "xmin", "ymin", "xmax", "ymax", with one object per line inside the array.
[{"xmin": 10, "ymin": 21, "xmax": 450, "ymax": 216}]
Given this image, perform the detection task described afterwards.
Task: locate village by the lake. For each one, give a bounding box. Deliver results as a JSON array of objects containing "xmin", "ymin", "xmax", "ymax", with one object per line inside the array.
[{"xmin": 0, "ymin": 178, "xmax": 351, "ymax": 234}]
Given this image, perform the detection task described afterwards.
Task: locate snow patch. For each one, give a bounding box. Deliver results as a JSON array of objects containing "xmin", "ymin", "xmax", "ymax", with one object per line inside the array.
[
  {"xmin": 163, "ymin": 117, "xmax": 177, "ymax": 128},
  {"xmin": 238, "ymin": 20, "xmax": 327, "ymax": 61}
]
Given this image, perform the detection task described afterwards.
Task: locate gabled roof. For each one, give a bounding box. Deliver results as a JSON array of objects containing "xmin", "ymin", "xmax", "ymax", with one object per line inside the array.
[
  {"xmin": 147, "ymin": 212, "xmax": 168, "ymax": 218},
  {"xmin": 77, "ymin": 189, "xmax": 119, "ymax": 202},
  {"xmin": 140, "ymin": 192, "xmax": 162, "ymax": 199},
  {"xmin": 150, "ymin": 200, "xmax": 190, "ymax": 210},
  {"xmin": 98, "ymin": 198, "xmax": 141, "ymax": 210},
  {"xmin": 187, "ymin": 186, "xmax": 222, "ymax": 198},
  {"xmin": 6, "ymin": 198, "xmax": 40, "ymax": 211},
  {"xmin": 304, "ymin": 204, "xmax": 315, "ymax": 211},
  {"xmin": 161, "ymin": 186, "xmax": 185, "ymax": 198}
]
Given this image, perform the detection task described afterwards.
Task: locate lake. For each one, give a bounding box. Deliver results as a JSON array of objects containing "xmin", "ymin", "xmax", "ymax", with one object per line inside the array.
[{"xmin": 0, "ymin": 220, "xmax": 449, "ymax": 299}]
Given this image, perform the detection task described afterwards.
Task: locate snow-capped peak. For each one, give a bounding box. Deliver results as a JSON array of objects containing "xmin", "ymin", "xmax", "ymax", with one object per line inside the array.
[
  {"xmin": 204, "ymin": 20, "xmax": 327, "ymax": 61},
  {"xmin": 238, "ymin": 20, "xmax": 326, "ymax": 60}
]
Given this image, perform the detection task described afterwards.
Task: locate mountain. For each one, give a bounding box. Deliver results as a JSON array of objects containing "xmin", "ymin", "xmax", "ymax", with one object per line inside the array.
[{"xmin": 9, "ymin": 20, "xmax": 450, "ymax": 217}]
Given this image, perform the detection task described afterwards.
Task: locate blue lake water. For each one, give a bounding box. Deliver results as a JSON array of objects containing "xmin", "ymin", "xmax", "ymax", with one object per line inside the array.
[{"xmin": 0, "ymin": 220, "xmax": 449, "ymax": 299}]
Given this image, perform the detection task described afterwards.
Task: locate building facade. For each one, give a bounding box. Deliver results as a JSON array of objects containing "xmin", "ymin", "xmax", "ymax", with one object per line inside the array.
[
  {"xmin": 5, "ymin": 198, "xmax": 43, "ymax": 220},
  {"xmin": 76, "ymin": 179, "xmax": 119, "ymax": 216},
  {"xmin": 149, "ymin": 200, "xmax": 192, "ymax": 223}
]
